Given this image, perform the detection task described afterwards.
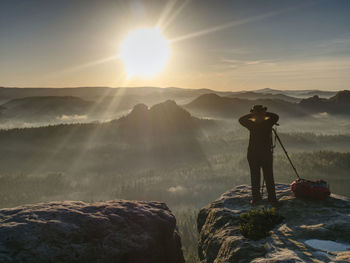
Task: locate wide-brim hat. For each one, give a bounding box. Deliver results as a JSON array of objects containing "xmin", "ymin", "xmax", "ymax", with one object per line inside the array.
[{"xmin": 250, "ymin": 104, "xmax": 267, "ymax": 113}]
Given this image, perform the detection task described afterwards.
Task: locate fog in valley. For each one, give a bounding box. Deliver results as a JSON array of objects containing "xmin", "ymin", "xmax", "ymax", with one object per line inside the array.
[{"xmin": 0, "ymin": 87, "xmax": 349, "ymax": 262}]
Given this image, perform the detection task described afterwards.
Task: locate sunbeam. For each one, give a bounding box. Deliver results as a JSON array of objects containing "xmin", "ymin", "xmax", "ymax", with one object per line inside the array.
[
  {"xmin": 156, "ymin": 0, "xmax": 178, "ymax": 29},
  {"xmin": 46, "ymin": 55, "xmax": 120, "ymax": 79},
  {"xmin": 31, "ymin": 71, "xmax": 130, "ymax": 176},
  {"xmin": 170, "ymin": 2, "xmax": 319, "ymax": 43},
  {"xmin": 158, "ymin": 0, "xmax": 191, "ymax": 31},
  {"xmin": 67, "ymin": 76, "xmax": 131, "ymax": 173}
]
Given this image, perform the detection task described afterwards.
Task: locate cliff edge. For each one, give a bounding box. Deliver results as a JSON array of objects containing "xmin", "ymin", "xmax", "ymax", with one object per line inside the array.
[
  {"xmin": 198, "ymin": 184, "xmax": 350, "ymax": 263},
  {"xmin": 0, "ymin": 200, "xmax": 185, "ymax": 263}
]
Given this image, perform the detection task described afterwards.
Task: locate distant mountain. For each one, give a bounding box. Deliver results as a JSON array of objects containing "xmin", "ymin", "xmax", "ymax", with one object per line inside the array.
[
  {"xmin": 185, "ymin": 90, "xmax": 350, "ymax": 119},
  {"xmin": 298, "ymin": 95, "xmax": 328, "ymax": 113},
  {"xmin": 329, "ymin": 90, "xmax": 350, "ymax": 104},
  {"xmin": 0, "ymin": 87, "xmax": 228, "ymax": 124},
  {"xmin": 0, "ymin": 99, "xmax": 213, "ymax": 141},
  {"xmin": 0, "ymin": 96, "xmax": 95, "ymax": 122},
  {"xmin": 0, "ymin": 87, "xmax": 112, "ymax": 103},
  {"xmin": 0, "ymin": 87, "xmax": 341, "ymax": 127},
  {"xmin": 228, "ymin": 91, "xmax": 300, "ymax": 103},
  {"xmin": 0, "ymin": 86, "xmax": 218, "ymax": 105},
  {"xmin": 0, "ymin": 100, "xmax": 212, "ymax": 171},
  {"xmin": 300, "ymin": 90, "xmax": 350, "ymax": 114},
  {"xmin": 113, "ymin": 100, "xmax": 215, "ymax": 140},
  {"xmin": 0, "ymin": 90, "xmax": 222, "ymax": 127},
  {"xmin": 184, "ymin": 93, "xmax": 304, "ymax": 118},
  {"xmin": 301, "ymin": 90, "xmax": 338, "ymax": 98},
  {"xmin": 0, "ymin": 86, "xmax": 334, "ymax": 106},
  {"xmin": 254, "ymin": 88, "xmax": 337, "ymax": 98}
]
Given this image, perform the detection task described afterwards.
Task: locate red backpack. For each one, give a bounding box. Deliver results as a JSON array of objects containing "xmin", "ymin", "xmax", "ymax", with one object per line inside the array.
[{"xmin": 291, "ymin": 179, "xmax": 331, "ymax": 200}]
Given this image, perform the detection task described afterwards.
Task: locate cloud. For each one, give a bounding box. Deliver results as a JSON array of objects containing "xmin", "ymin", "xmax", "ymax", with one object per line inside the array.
[
  {"xmin": 217, "ymin": 58, "xmax": 275, "ymax": 70},
  {"xmin": 245, "ymin": 61, "xmax": 262, "ymax": 65},
  {"xmin": 168, "ymin": 185, "xmax": 186, "ymax": 194},
  {"xmin": 217, "ymin": 56, "xmax": 350, "ymax": 78},
  {"xmin": 314, "ymin": 37, "xmax": 350, "ymax": 54},
  {"xmin": 195, "ymin": 55, "xmax": 350, "ymax": 90}
]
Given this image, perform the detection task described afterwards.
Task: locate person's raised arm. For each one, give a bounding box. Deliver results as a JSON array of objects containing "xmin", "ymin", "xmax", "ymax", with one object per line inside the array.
[
  {"xmin": 239, "ymin": 113, "xmax": 254, "ymax": 129},
  {"xmin": 265, "ymin": 112, "xmax": 279, "ymax": 125}
]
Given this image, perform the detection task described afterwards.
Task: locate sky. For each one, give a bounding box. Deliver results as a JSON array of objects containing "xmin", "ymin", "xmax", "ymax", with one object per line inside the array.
[{"xmin": 1, "ymin": 0, "xmax": 350, "ymax": 91}]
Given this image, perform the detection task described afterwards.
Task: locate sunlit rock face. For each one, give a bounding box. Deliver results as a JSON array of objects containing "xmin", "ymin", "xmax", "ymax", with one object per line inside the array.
[
  {"xmin": 0, "ymin": 200, "xmax": 185, "ymax": 263},
  {"xmin": 197, "ymin": 184, "xmax": 350, "ymax": 263}
]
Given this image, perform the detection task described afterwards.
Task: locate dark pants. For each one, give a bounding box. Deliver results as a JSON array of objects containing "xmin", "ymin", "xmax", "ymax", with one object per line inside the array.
[{"xmin": 247, "ymin": 151, "xmax": 277, "ymax": 202}]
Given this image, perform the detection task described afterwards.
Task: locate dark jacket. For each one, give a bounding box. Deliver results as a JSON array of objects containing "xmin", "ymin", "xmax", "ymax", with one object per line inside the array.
[{"xmin": 239, "ymin": 112, "xmax": 279, "ymax": 155}]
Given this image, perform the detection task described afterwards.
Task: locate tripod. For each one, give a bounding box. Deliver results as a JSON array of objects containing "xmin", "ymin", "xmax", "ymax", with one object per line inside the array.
[{"xmin": 261, "ymin": 125, "xmax": 301, "ymax": 197}]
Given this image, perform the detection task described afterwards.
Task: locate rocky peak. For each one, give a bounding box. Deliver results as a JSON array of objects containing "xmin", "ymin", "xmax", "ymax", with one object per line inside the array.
[
  {"xmin": 130, "ymin": 103, "xmax": 148, "ymax": 114},
  {"xmin": 127, "ymin": 103, "xmax": 149, "ymax": 121},
  {"xmin": 188, "ymin": 93, "xmax": 226, "ymax": 106},
  {"xmin": 329, "ymin": 90, "xmax": 350, "ymax": 104},
  {"xmin": 299, "ymin": 95, "xmax": 327, "ymax": 105},
  {"xmin": 198, "ymin": 184, "xmax": 350, "ymax": 263},
  {"xmin": 116, "ymin": 100, "xmax": 198, "ymax": 138},
  {"xmin": 149, "ymin": 100, "xmax": 192, "ymax": 123}
]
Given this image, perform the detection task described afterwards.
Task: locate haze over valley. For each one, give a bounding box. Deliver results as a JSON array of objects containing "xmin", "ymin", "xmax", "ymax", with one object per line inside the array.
[
  {"xmin": 1, "ymin": 86, "xmax": 349, "ymax": 206},
  {"xmin": 1, "ymin": 1, "xmax": 350, "ymax": 261},
  {"xmin": 1, "ymin": 86, "xmax": 349, "ymax": 261}
]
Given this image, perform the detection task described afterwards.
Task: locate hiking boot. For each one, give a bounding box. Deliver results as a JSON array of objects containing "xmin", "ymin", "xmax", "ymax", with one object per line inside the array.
[{"xmin": 269, "ymin": 200, "xmax": 283, "ymax": 208}]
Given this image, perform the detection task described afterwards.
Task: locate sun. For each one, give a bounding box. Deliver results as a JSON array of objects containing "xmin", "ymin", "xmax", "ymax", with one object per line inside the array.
[{"xmin": 119, "ymin": 27, "xmax": 170, "ymax": 77}]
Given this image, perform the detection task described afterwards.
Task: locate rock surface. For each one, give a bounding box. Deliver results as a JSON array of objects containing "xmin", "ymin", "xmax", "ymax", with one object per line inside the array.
[
  {"xmin": 198, "ymin": 184, "xmax": 350, "ymax": 263},
  {"xmin": 0, "ymin": 200, "xmax": 185, "ymax": 263}
]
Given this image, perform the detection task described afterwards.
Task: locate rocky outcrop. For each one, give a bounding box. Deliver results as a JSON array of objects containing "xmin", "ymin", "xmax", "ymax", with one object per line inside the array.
[
  {"xmin": 0, "ymin": 200, "xmax": 185, "ymax": 263},
  {"xmin": 198, "ymin": 184, "xmax": 350, "ymax": 263},
  {"xmin": 184, "ymin": 93, "xmax": 305, "ymax": 119},
  {"xmin": 299, "ymin": 90, "xmax": 350, "ymax": 114},
  {"xmin": 116, "ymin": 100, "xmax": 203, "ymax": 137}
]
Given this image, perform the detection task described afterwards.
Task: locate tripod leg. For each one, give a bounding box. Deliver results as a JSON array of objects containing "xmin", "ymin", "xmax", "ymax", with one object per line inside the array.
[{"xmin": 272, "ymin": 128, "xmax": 301, "ymax": 179}]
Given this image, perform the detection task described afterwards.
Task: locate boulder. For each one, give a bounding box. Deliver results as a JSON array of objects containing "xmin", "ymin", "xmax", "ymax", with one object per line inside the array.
[
  {"xmin": 0, "ymin": 200, "xmax": 185, "ymax": 263},
  {"xmin": 198, "ymin": 184, "xmax": 350, "ymax": 263}
]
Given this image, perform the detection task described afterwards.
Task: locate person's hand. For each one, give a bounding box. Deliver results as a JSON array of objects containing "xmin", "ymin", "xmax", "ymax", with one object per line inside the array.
[{"xmin": 253, "ymin": 112, "xmax": 265, "ymax": 118}]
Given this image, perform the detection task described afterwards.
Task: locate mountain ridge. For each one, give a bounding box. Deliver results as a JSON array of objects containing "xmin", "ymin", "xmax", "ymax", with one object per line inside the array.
[{"xmin": 185, "ymin": 90, "xmax": 350, "ymax": 118}]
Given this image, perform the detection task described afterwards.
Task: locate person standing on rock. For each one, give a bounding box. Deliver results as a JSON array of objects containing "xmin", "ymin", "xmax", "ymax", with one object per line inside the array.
[{"xmin": 239, "ymin": 105, "xmax": 281, "ymax": 207}]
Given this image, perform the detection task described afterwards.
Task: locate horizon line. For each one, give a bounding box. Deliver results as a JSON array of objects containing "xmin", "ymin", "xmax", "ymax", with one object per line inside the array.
[{"xmin": 0, "ymin": 86, "xmax": 341, "ymax": 92}]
